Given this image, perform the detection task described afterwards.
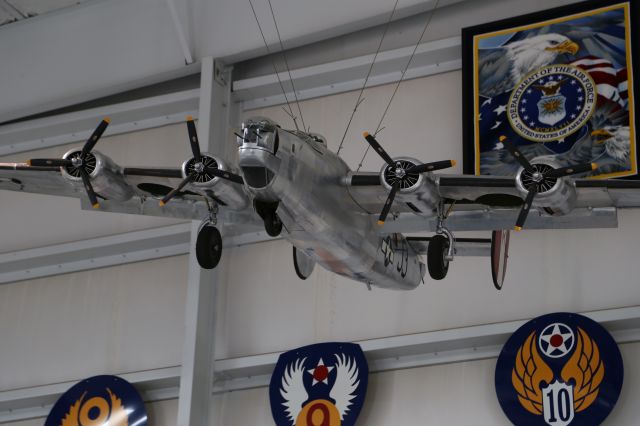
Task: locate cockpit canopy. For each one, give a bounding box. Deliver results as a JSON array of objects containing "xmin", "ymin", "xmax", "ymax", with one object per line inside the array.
[{"xmin": 237, "ymin": 117, "xmax": 280, "ymax": 155}]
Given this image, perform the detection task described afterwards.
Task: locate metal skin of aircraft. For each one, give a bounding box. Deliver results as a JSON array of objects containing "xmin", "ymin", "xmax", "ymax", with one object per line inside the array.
[{"xmin": 2, "ymin": 116, "xmax": 640, "ymax": 291}]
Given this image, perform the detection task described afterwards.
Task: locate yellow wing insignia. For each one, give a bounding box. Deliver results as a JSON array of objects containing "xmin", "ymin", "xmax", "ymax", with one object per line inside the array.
[
  {"xmin": 561, "ymin": 327, "xmax": 605, "ymax": 412},
  {"xmin": 511, "ymin": 331, "xmax": 554, "ymax": 415},
  {"xmin": 107, "ymin": 388, "xmax": 130, "ymax": 425},
  {"xmin": 60, "ymin": 392, "xmax": 86, "ymax": 426}
]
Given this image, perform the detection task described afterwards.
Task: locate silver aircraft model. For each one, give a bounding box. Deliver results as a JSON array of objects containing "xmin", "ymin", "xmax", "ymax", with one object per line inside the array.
[{"xmin": 1, "ymin": 117, "xmax": 639, "ymax": 290}]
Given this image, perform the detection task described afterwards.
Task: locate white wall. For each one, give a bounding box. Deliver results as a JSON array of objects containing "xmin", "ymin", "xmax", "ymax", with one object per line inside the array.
[{"xmin": 1, "ymin": 70, "xmax": 639, "ymax": 425}]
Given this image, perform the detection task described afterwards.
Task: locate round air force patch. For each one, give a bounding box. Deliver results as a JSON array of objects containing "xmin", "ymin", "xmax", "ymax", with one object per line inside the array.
[
  {"xmin": 45, "ymin": 375, "xmax": 147, "ymax": 426},
  {"xmin": 269, "ymin": 342, "xmax": 368, "ymax": 426},
  {"xmin": 495, "ymin": 313, "xmax": 623, "ymax": 426},
  {"xmin": 508, "ymin": 65, "xmax": 597, "ymax": 142}
]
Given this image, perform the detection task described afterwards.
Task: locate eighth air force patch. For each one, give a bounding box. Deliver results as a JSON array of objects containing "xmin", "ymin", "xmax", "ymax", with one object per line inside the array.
[
  {"xmin": 269, "ymin": 342, "xmax": 369, "ymax": 426},
  {"xmin": 495, "ymin": 312, "xmax": 623, "ymax": 425}
]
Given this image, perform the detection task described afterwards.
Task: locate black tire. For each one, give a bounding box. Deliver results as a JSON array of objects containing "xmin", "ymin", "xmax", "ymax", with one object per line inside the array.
[
  {"xmin": 196, "ymin": 226, "xmax": 222, "ymax": 269},
  {"xmin": 427, "ymin": 235, "xmax": 449, "ymax": 280},
  {"xmin": 264, "ymin": 211, "xmax": 283, "ymax": 237}
]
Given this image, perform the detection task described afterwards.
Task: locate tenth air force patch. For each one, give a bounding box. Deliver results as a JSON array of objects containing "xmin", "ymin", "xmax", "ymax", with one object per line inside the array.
[
  {"xmin": 495, "ymin": 312, "xmax": 624, "ymax": 426},
  {"xmin": 269, "ymin": 342, "xmax": 369, "ymax": 426}
]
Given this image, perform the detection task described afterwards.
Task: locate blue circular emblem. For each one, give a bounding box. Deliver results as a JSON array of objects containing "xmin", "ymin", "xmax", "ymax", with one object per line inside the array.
[
  {"xmin": 269, "ymin": 342, "xmax": 369, "ymax": 426},
  {"xmin": 45, "ymin": 375, "xmax": 148, "ymax": 426},
  {"xmin": 508, "ymin": 65, "xmax": 597, "ymax": 142},
  {"xmin": 495, "ymin": 313, "xmax": 623, "ymax": 426}
]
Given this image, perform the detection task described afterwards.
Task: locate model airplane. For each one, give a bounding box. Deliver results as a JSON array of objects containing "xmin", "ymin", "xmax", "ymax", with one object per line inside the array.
[{"xmin": 1, "ymin": 117, "xmax": 639, "ymax": 291}]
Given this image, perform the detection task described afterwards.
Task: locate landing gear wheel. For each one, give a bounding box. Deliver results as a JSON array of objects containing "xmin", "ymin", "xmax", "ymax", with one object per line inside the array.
[
  {"xmin": 196, "ymin": 226, "xmax": 222, "ymax": 269},
  {"xmin": 427, "ymin": 234, "xmax": 450, "ymax": 280},
  {"xmin": 264, "ymin": 211, "xmax": 283, "ymax": 237}
]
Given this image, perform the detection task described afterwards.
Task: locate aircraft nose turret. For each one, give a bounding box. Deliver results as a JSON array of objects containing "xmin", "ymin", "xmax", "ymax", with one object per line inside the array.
[{"xmin": 237, "ymin": 117, "xmax": 281, "ymax": 190}]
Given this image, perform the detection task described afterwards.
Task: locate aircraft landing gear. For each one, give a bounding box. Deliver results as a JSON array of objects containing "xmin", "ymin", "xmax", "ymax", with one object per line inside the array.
[
  {"xmin": 196, "ymin": 201, "xmax": 223, "ymax": 269},
  {"xmin": 427, "ymin": 234, "xmax": 450, "ymax": 280},
  {"xmin": 427, "ymin": 202, "xmax": 456, "ymax": 280},
  {"xmin": 196, "ymin": 225, "xmax": 222, "ymax": 269},
  {"xmin": 255, "ymin": 200, "xmax": 283, "ymax": 237}
]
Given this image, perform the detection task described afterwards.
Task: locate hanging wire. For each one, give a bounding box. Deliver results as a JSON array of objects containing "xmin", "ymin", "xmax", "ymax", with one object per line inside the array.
[
  {"xmin": 248, "ymin": 0, "xmax": 299, "ymax": 130},
  {"xmin": 336, "ymin": 0, "xmax": 400, "ymax": 156},
  {"xmin": 266, "ymin": 0, "xmax": 307, "ymax": 132},
  {"xmin": 357, "ymin": 0, "xmax": 442, "ymax": 171}
]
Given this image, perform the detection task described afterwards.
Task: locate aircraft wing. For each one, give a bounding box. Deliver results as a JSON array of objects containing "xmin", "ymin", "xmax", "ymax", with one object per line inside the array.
[
  {"xmin": 0, "ymin": 162, "xmax": 256, "ymax": 225},
  {"xmin": 346, "ymin": 172, "xmax": 640, "ymax": 231}
]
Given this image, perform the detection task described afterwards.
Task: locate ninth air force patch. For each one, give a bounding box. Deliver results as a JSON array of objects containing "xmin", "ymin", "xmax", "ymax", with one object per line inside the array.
[
  {"xmin": 495, "ymin": 312, "xmax": 623, "ymax": 426},
  {"xmin": 269, "ymin": 342, "xmax": 369, "ymax": 426}
]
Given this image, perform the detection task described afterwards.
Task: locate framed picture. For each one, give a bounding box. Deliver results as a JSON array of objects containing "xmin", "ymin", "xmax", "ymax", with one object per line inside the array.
[{"xmin": 462, "ymin": 0, "xmax": 639, "ymax": 179}]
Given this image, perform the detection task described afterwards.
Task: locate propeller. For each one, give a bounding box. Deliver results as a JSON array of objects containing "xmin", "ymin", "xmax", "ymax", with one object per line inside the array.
[
  {"xmin": 362, "ymin": 132, "xmax": 456, "ymax": 225},
  {"xmin": 28, "ymin": 118, "xmax": 111, "ymax": 209},
  {"xmin": 499, "ymin": 136, "xmax": 598, "ymax": 231},
  {"xmin": 160, "ymin": 116, "xmax": 244, "ymax": 206}
]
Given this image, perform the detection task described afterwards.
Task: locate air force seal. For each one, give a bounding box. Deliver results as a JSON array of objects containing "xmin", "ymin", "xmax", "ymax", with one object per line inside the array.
[
  {"xmin": 45, "ymin": 375, "xmax": 148, "ymax": 426},
  {"xmin": 495, "ymin": 313, "xmax": 623, "ymax": 425},
  {"xmin": 269, "ymin": 342, "xmax": 368, "ymax": 426},
  {"xmin": 508, "ymin": 65, "xmax": 597, "ymax": 142}
]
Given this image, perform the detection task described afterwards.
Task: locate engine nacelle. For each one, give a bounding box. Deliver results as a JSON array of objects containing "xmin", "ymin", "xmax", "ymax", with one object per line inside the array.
[
  {"xmin": 379, "ymin": 157, "xmax": 439, "ymax": 213},
  {"xmin": 515, "ymin": 160, "xmax": 577, "ymax": 215},
  {"xmin": 60, "ymin": 149, "xmax": 134, "ymax": 202},
  {"xmin": 181, "ymin": 153, "xmax": 248, "ymax": 210}
]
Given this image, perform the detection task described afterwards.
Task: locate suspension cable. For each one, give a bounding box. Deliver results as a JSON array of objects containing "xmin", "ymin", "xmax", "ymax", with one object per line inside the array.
[
  {"xmin": 266, "ymin": 0, "xmax": 307, "ymax": 132},
  {"xmin": 248, "ymin": 0, "xmax": 299, "ymax": 130},
  {"xmin": 336, "ymin": 0, "xmax": 400, "ymax": 155},
  {"xmin": 357, "ymin": 0, "xmax": 442, "ymax": 171}
]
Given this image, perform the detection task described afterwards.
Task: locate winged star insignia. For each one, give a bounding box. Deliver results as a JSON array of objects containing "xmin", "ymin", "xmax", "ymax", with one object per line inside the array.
[
  {"xmin": 270, "ymin": 343, "xmax": 368, "ymax": 426},
  {"xmin": 496, "ymin": 313, "xmax": 623, "ymax": 426}
]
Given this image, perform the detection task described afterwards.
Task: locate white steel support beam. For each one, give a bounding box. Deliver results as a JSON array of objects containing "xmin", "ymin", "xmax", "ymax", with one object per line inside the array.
[
  {"xmin": 0, "ymin": 89, "xmax": 200, "ymax": 156},
  {"xmin": 233, "ymin": 36, "xmax": 462, "ymax": 111},
  {"xmin": 177, "ymin": 221, "xmax": 218, "ymax": 426},
  {"xmin": 0, "ymin": 223, "xmax": 274, "ymax": 285},
  {"xmin": 165, "ymin": 0, "xmax": 194, "ymax": 65},
  {"xmin": 177, "ymin": 57, "xmax": 232, "ymax": 426}
]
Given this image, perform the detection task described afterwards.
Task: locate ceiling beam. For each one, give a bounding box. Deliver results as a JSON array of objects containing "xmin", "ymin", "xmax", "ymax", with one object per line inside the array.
[{"xmin": 0, "ymin": 89, "xmax": 200, "ymax": 156}]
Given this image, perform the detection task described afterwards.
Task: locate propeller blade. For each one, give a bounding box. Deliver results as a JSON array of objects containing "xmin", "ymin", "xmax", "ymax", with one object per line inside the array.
[
  {"xmin": 545, "ymin": 163, "xmax": 598, "ymax": 178},
  {"xmin": 82, "ymin": 118, "xmax": 110, "ymax": 155},
  {"xmin": 408, "ymin": 160, "xmax": 457, "ymax": 174},
  {"xmin": 28, "ymin": 158, "xmax": 73, "ymax": 168},
  {"xmin": 363, "ymin": 132, "xmax": 395, "ymax": 167},
  {"xmin": 205, "ymin": 167, "xmax": 244, "ymax": 185},
  {"xmin": 186, "ymin": 116, "xmax": 202, "ymax": 162},
  {"xmin": 514, "ymin": 189, "xmax": 537, "ymax": 231},
  {"xmin": 500, "ymin": 136, "xmax": 534, "ymax": 173},
  {"xmin": 378, "ymin": 181, "xmax": 400, "ymax": 225},
  {"xmin": 159, "ymin": 174, "xmax": 194, "ymax": 206},
  {"xmin": 79, "ymin": 168, "xmax": 100, "ymax": 209}
]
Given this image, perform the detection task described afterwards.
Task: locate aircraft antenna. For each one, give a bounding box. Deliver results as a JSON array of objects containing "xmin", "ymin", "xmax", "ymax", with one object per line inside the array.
[
  {"xmin": 357, "ymin": 0, "xmax": 441, "ymax": 171},
  {"xmin": 336, "ymin": 0, "xmax": 400, "ymax": 156},
  {"xmin": 249, "ymin": 0, "xmax": 300, "ymax": 131},
  {"xmin": 265, "ymin": 0, "xmax": 307, "ymax": 132}
]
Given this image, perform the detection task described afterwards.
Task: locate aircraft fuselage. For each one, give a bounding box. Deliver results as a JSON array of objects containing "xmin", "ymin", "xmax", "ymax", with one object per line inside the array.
[{"xmin": 237, "ymin": 118, "xmax": 425, "ymax": 290}]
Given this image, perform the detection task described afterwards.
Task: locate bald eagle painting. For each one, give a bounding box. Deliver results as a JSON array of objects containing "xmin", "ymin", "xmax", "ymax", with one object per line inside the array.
[{"xmin": 464, "ymin": 1, "xmax": 637, "ymax": 180}]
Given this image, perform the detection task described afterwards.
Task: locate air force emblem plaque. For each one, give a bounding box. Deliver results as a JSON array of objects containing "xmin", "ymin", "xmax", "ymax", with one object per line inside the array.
[
  {"xmin": 269, "ymin": 342, "xmax": 369, "ymax": 426},
  {"xmin": 45, "ymin": 375, "xmax": 148, "ymax": 426},
  {"xmin": 495, "ymin": 313, "xmax": 623, "ymax": 425}
]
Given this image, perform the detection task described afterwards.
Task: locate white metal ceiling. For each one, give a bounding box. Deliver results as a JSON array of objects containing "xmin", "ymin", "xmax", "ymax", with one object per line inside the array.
[{"xmin": 0, "ymin": 0, "xmax": 88, "ymax": 27}]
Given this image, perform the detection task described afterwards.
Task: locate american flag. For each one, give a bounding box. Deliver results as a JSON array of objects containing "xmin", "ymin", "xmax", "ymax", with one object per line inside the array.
[{"xmin": 571, "ymin": 56, "xmax": 628, "ymax": 108}]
